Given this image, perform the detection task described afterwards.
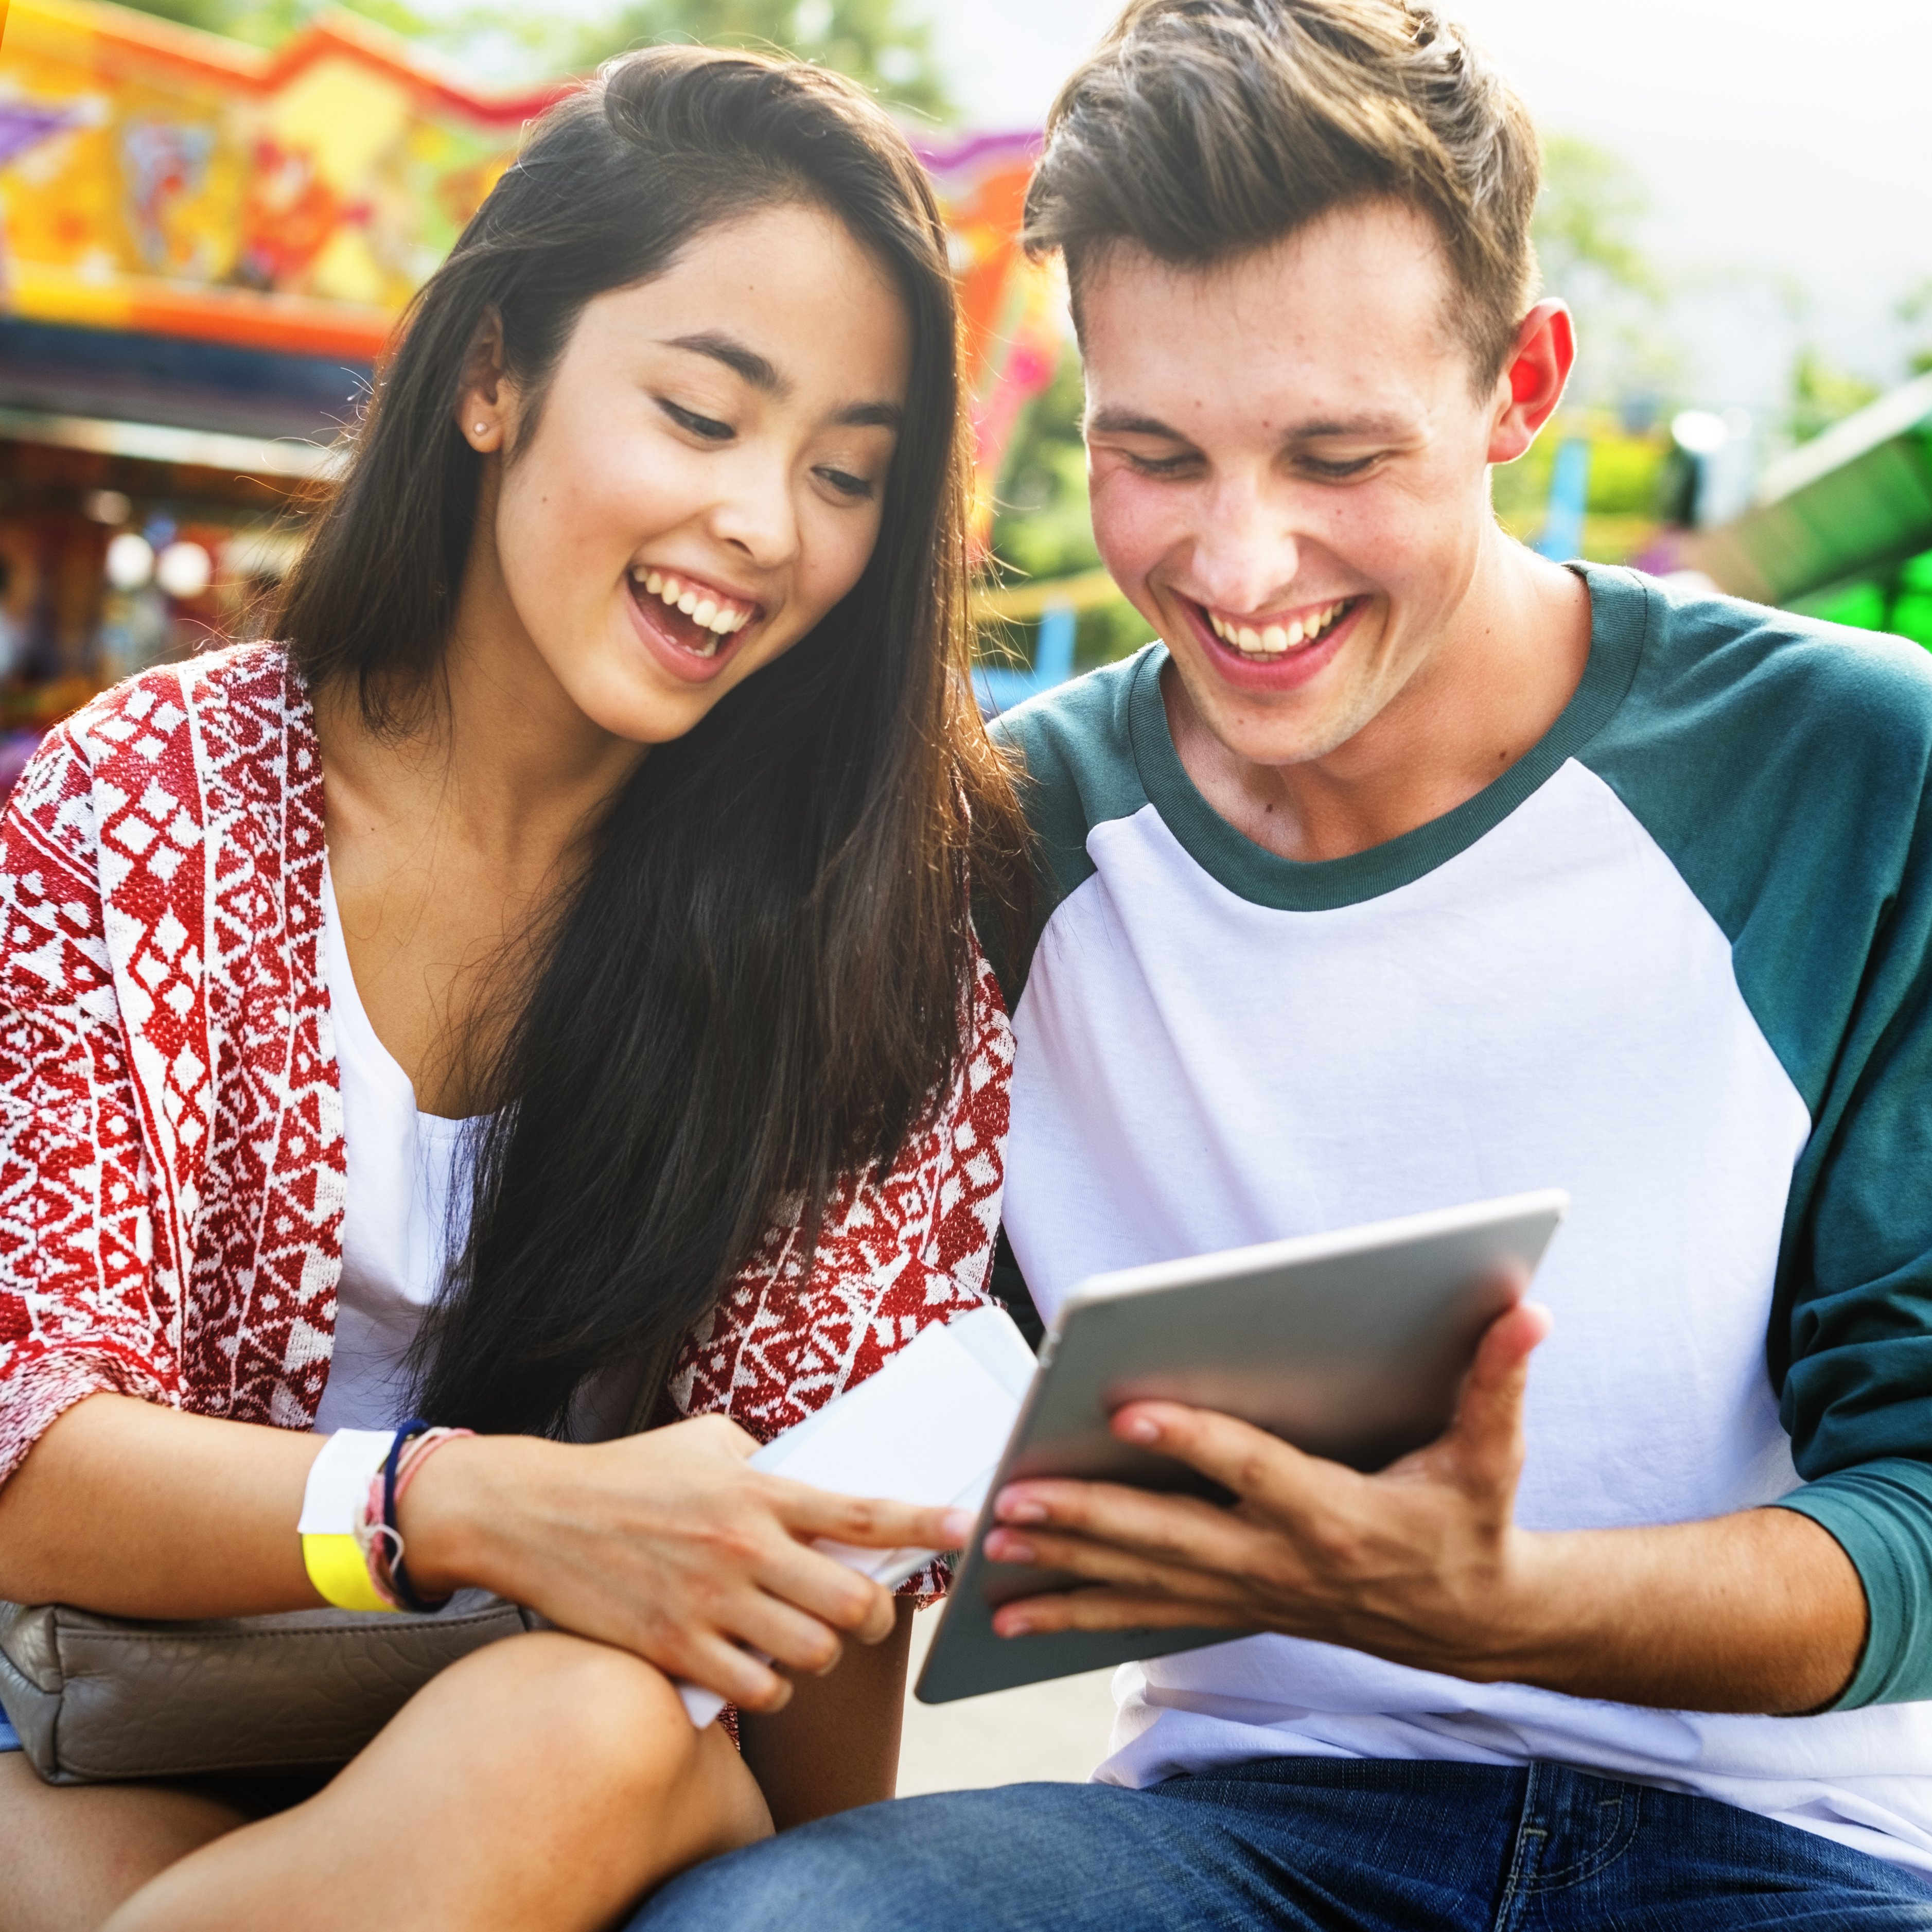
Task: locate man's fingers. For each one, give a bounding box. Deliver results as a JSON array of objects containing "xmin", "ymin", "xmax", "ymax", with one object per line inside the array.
[
  {"xmin": 982, "ymin": 1523, "xmax": 1260, "ymax": 1609},
  {"xmin": 1436, "ymin": 1298, "xmax": 1551, "ymax": 1487},
  {"xmin": 991, "ymin": 1585, "xmax": 1254, "ymax": 1639},
  {"xmin": 986, "ymin": 1479, "xmax": 1273, "ymax": 1580},
  {"xmin": 1051, "ymin": 1401, "xmax": 1334, "ymax": 1512}
]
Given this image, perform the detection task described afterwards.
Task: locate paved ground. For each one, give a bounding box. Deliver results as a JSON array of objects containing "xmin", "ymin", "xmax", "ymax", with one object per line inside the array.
[{"xmin": 895, "ymin": 1607, "xmax": 1119, "ymax": 1796}]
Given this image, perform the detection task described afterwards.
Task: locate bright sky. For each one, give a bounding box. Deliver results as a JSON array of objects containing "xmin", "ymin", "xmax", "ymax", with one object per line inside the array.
[{"xmin": 924, "ymin": 0, "xmax": 1930, "ymax": 414}]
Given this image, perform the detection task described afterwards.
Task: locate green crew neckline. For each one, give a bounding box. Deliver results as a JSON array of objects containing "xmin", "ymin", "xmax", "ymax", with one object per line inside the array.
[{"xmin": 1123, "ymin": 562, "xmax": 1653, "ymax": 912}]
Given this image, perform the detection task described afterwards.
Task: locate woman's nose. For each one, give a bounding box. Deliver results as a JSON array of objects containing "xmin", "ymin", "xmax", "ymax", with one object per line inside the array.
[{"xmin": 709, "ymin": 461, "xmax": 801, "ymax": 569}]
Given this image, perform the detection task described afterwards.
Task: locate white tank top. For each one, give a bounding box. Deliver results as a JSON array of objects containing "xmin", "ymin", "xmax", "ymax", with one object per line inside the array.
[
  {"xmin": 310, "ymin": 868, "xmax": 644, "ymax": 1441},
  {"xmin": 312, "ymin": 868, "xmax": 478, "ymax": 1434}
]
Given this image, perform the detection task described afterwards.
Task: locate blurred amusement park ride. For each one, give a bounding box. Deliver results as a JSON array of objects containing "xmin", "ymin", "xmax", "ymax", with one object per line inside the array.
[{"xmin": 1, "ymin": 0, "xmax": 1930, "ymax": 793}]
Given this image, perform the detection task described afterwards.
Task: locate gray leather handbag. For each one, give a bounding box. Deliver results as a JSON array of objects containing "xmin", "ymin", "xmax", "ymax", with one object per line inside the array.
[
  {"xmin": 0, "ymin": 1351, "xmax": 675, "ymax": 1786},
  {"xmin": 0, "ymin": 1591, "xmax": 539, "ymax": 1784}
]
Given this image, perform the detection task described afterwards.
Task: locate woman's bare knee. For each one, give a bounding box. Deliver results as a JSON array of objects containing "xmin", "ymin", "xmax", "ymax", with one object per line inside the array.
[
  {"xmin": 389, "ymin": 1630, "xmax": 701, "ymax": 1795},
  {"xmin": 0, "ymin": 1754, "xmax": 246, "ymax": 1932},
  {"xmin": 90, "ymin": 1636, "xmax": 769, "ymax": 1932}
]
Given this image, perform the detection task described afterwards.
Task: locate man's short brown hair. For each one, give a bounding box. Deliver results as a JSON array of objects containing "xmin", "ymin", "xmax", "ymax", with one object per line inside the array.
[{"xmin": 1023, "ymin": 0, "xmax": 1541, "ymax": 386}]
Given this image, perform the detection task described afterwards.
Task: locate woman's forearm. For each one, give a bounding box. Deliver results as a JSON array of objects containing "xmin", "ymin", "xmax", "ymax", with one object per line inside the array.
[
  {"xmin": 0, "ymin": 1393, "xmax": 962, "ymax": 1716},
  {"xmin": 0, "ymin": 1393, "xmax": 324, "ymax": 1615}
]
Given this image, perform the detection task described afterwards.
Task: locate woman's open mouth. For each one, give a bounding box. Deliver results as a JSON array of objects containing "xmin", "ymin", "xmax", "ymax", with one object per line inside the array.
[{"xmin": 626, "ymin": 565, "xmax": 763, "ymax": 677}]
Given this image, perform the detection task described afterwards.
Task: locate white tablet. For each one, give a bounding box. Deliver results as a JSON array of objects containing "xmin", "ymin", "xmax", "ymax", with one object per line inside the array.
[{"xmin": 915, "ymin": 1188, "xmax": 1568, "ymax": 1705}]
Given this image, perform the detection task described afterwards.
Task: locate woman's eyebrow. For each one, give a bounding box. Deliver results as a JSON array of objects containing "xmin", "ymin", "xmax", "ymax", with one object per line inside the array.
[
  {"xmin": 662, "ymin": 331, "xmax": 786, "ymax": 395},
  {"xmin": 660, "ymin": 332, "xmax": 899, "ymax": 431},
  {"xmin": 836, "ymin": 400, "xmax": 903, "ymax": 430}
]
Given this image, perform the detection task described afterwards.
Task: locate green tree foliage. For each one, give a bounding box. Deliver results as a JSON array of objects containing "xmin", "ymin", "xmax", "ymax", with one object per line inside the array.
[
  {"xmin": 574, "ymin": 0, "xmax": 950, "ymax": 117},
  {"xmin": 102, "ymin": 0, "xmax": 950, "ymax": 112},
  {"xmin": 1534, "ymin": 136, "xmax": 1660, "ymax": 303},
  {"xmin": 986, "ymin": 352, "xmax": 1149, "ymax": 671},
  {"xmin": 1786, "ymin": 346, "xmax": 1881, "ymax": 445},
  {"xmin": 1531, "ymin": 134, "xmax": 1678, "ymax": 411},
  {"xmin": 109, "ymin": 0, "xmax": 429, "ymax": 45},
  {"xmin": 1899, "ymin": 281, "xmax": 1932, "ymax": 380}
]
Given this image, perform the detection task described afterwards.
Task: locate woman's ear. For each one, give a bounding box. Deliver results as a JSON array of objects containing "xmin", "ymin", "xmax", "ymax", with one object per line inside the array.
[
  {"xmin": 457, "ymin": 308, "xmax": 514, "ymax": 455},
  {"xmin": 1487, "ymin": 299, "xmax": 1575, "ymax": 465}
]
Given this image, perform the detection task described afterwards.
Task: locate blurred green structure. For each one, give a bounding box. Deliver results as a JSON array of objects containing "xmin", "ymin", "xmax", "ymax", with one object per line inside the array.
[{"xmin": 1689, "ymin": 373, "xmax": 1932, "ymax": 649}]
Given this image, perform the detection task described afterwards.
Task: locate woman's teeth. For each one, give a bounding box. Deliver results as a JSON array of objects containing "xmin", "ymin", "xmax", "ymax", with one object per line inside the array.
[
  {"xmin": 1209, "ymin": 600, "xmax": 1350, "ymax": 660},
  {"xmin": 631, "ymin": 568, "xmax": 754, "ymax": 656}
]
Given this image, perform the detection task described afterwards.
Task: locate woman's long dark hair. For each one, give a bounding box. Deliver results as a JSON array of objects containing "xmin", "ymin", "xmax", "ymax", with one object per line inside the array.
[{"xmin": 277, "ymin": 47, "xmax": 1029, "ymax": 1435}]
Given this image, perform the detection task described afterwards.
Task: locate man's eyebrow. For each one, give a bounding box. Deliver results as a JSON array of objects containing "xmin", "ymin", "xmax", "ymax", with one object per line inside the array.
[
  {"xmin": 1088, "ymin": 408, "xmax": 1192, "ymax": 441},
  {"xmin": 1287, "ymin": 414, "xmax": 1413, "ymax": 440},
  {"xmin": 1088, "ymin": 407, "xmax": 1415, "ymax": 443},
  {"xmin": 662, "ymin": 331, "xmax": 786, "ymax": 395}
]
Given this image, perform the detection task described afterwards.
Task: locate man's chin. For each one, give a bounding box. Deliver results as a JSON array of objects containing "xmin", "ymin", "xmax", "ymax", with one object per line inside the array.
[{"xmin": 1162, "ymin": 649, "xmax": 1374, "ymax": 774}]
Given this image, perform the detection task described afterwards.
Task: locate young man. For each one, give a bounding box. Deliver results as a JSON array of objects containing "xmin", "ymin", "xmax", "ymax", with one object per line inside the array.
[{"xmin": 634, "ymin": 3, "xmax": 1932, "ymax": 1924}]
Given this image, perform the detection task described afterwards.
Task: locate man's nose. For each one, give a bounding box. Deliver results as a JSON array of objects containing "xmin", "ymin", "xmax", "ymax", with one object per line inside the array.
[{"xmin": 1190, "ymin": 480, "xmax": 1300, "ymax": 614}]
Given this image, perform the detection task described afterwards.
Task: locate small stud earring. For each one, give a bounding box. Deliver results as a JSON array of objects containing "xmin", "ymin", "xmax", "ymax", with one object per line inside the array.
[{"xmin": 475, "ymin": 423, "xmax": 488, "ymax": 435}]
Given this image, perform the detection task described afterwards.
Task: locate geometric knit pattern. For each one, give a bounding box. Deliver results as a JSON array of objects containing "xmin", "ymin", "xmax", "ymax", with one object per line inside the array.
[
  {"xmin": 0, "ymin": 646, "xmax": 1012, "ymax": 1514},
  {"xmin": 669, "ymin": 944, "xmax": 1011, "ymax": 1441}
]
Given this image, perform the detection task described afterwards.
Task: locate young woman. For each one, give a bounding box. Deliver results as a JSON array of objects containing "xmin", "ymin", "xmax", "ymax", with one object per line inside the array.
[{"xmin": 0, "ymin": 46, "xmax": 1027, "ymax": 1932}]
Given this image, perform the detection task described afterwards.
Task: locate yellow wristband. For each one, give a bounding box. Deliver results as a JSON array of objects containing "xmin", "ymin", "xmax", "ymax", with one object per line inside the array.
[
  {"xmin": 297, "ymin": 1428, "xmax": 403, "ymax": 1613},
  {"xmin": 302, "ymin": 1531, "xmax": 394, "ymax": 1613}
]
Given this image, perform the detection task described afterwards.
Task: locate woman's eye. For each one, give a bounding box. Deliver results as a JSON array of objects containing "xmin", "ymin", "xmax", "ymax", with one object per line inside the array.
[
  {"xmin": 818, "ymin": 467, "xmax": 875, "ymax": 500},
  {"xmin": 658, "ymin": 399, "xmax": 734, "ymax": 442}
]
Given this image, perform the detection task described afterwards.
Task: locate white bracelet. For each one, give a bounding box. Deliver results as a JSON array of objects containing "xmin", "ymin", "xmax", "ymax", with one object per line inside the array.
[{"xmin": 298, "ymin": 1428, "xmax": 400, "ymax": 1613}]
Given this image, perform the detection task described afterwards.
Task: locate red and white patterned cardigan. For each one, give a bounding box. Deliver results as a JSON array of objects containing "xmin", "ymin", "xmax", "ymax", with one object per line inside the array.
[{"xmin": 0, "ymin": 645, "xmax": 1012, "ymax": 1499}]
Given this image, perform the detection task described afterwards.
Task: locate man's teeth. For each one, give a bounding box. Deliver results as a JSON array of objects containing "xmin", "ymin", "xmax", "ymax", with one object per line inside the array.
[
  {"xmin": 1209, "ymin": 601, "xmax": 1349, "ymax": 660},
  {"xmin": 633, "ymin": 568, "xmax": 753, "ymax": 654}
]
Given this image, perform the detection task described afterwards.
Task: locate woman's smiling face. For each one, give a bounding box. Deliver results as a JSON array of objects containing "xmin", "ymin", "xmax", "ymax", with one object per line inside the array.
[{"xmin": 463, "ymin": 201, "xmax": 912, "ymax": 746}]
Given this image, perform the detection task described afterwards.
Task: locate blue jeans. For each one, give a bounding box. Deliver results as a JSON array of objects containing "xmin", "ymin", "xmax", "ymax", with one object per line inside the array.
[{"xmin": 629, "ymin": 1758, "xmax": 1932, "ymax": 1931}]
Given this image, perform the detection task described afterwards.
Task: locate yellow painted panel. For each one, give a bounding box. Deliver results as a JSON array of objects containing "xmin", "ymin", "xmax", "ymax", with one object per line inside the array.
[{"xmin": 267, "ymin": 55, "xmax": 408, "ymax": 198}]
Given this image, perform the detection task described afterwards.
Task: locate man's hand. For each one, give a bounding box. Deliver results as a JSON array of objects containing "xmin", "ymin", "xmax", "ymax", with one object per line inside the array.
[
  {"xmin": 980, "ymin": 1301, "xmax": 1869, "ymax": 1713},
  {"xmin": 982, "ymin": 1299, "xmax": 1552, "ymax": 1675}
]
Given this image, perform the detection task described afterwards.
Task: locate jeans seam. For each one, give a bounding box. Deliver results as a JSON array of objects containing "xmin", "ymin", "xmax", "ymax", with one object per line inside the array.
[
  {"xmin": 1519, "ymin": 1788, "xmax": 1643, "ymax": 1894},
  {"xmin": 1491, "ymin": 1764, "xmax": 1548, "ymax": 1932}
]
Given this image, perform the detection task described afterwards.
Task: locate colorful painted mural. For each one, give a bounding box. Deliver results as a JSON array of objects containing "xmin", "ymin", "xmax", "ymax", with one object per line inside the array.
[
  {"xmin": 919, "ymin": 130, "xmax": 1066, "ymax": 548},
  {"xmin": 0, "ymin": 0, "xmax": 564, "ymax": 358}
]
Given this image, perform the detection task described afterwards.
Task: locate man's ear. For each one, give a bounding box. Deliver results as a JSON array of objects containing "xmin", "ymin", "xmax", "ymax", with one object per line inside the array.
[
  {"xmin": 456, "ymin": 308, "xmax": 514, "ymax": 455},
  {"xmin": 1487, "ymin": 300, "xmax": 1575, "ymax": 465}
]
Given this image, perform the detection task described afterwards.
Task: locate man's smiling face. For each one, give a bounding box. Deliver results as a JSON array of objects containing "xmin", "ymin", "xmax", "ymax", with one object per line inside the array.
[{"xmin": 1079, "ymin": 198, "xmax": 1515, "ymax": 773}]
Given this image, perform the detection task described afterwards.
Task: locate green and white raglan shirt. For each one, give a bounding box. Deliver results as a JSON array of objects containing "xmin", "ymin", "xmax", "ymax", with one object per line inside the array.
[{"xmin": 991, "ymin": 563, "xmax": 1932, "ymax": 1870}]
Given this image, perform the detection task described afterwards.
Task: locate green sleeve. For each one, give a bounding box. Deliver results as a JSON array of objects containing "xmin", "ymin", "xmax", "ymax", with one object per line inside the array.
[
  {"xmin": 986, "ymin": 646, "xmax": 1156, "ymax": 1007},
  {"xmin": 1760, "ymin": 752, "xmax": 1932, "ymax": 1705},
  {"xmin": 1579, "ymin": 567, "xmax": 1932, "ymax": 1706}
]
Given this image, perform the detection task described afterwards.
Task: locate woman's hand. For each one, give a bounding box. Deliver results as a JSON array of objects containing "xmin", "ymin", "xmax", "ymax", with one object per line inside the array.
[{"xmin": 398, "ymin": 1416, "xmax": 969, "ymax": 1713}]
